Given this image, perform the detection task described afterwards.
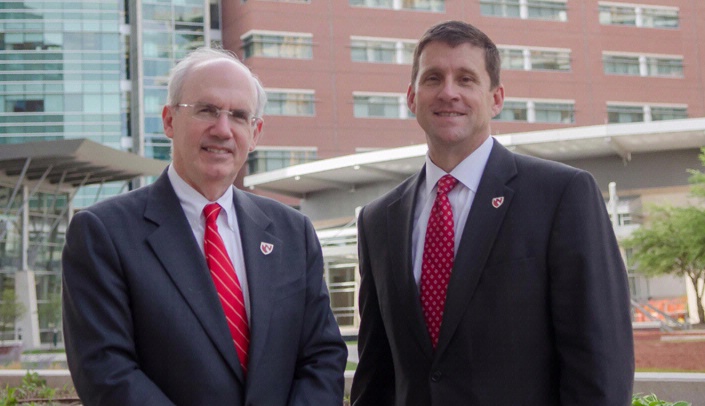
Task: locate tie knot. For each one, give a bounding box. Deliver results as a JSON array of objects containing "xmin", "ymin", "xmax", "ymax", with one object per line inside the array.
[
  {"xmin": 203, "ymin": 203, "xmax": 222, "ymax": 225},
  {"xmin": 437, "ymin": 175, "xmax": 458, "ymax": 196}
]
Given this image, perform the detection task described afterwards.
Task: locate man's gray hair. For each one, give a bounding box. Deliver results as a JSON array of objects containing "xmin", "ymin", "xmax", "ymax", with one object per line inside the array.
[{"xmin": 166, "ymin": 47, "xmax": 267, "ymax": 117}]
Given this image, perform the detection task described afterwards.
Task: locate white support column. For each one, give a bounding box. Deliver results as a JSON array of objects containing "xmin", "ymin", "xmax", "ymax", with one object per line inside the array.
[
  {"xmin": 129, "ymin": 0, "xmax": 145, "ymax": 188},
  {"xmin": 643, "ymin": 105, "xmax": 652, "ymax": 122},
  {"xmin": 523, "ymin": 49, "xmax": 531, "ymax": 71},
  {"xmin": 520, "ymin": 0, "xmax": 528, "ymax": 19},
  {"xmin": 21, "ymin": 186, "xmax": 29, "ymax": 272},
  {"xmin": 15, "ymin": 271, "xmax": 40, "ymax": 349},
  {"xmin": 635, "ymin": 6, "xmax": 643, "ymax": 27},
  {"xmin": 527, "ymin": 100, "xmax": 536, "ymax": 123},
  {"xmin": 639, "ymin": 55, "xmax": 648, "ymax": 77},
  {"xmin": 18, "ymin": 185, "xmax": 40, "ymax": 349}
]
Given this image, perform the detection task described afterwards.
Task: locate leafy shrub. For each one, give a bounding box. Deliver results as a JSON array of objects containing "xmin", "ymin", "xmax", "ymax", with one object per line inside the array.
[
  {"xmin": 633, "ymin": 393, "xmax": 691, "ymax": 406},
  {"xmin": 0, "ymin": 372, "xmax": 77, "ymax": 406}
]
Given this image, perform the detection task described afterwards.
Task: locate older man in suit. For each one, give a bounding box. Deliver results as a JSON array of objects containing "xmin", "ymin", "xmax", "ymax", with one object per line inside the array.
[
  {"xmin": 62, "ymin": 47, "xmax": 347, "ymax": 405},
  {"xmin": 350, "ymin": 21, "xmax": 634, "ymax": 405}
]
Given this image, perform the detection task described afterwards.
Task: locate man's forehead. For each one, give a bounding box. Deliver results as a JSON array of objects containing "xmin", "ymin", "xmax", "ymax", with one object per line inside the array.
[{"xmin": 184, "ymin": 59, "xmax": 257, "ymax": 101}]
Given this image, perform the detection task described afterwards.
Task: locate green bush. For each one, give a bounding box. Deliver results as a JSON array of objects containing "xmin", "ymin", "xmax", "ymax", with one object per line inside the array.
[
  {"xmin": 633, "ymin": 393, "xmax": 691, "ymax": 406},
  {"xmin": 0, "ymin": 372, "xmax": 76, "ymax": 406}
]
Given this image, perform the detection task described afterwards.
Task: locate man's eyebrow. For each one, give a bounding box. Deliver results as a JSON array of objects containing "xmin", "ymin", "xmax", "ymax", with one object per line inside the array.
[{"xmin": 228, "ymin": 108, "xmax": 250, "ymax": 118}]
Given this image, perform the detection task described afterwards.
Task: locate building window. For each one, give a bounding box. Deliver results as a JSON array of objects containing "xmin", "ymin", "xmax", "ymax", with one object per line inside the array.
[
  {"xmin": 645, "ymin": 57, "xmax": 683, "ymax": 77},
  {"xmin": 500, "ymin": 49, "xmax": 525, "ymax": 70},
  {"xmin": 351, "ymin": 37, "xmax": 416, "ymax": 64},
  {"xmin": 495, "ymin": 100, "xmax": 528, "ymax": 121},
  {"xmin": 494, "ymin": 99, "xmax": 574, "ymax": 123},
  {"xmin": 481, "ymin": 0, "xmax": 567, "ymax": 21},
  {"xmin": 534, "ymin": 102, "xmax": 574, "ymax": 123},
  {"xmin": 481, "ymin": 0, "xmax": 521, "ymax": 18},
  {"xmin": 599, "ymin": 2, "xmax": 679, "ymax": 29},
  {"xmin": 603, "ymin": 54, "xmax": 640, "ymax": 75},
  {"xmin": 603, "ymin": 53, "xmax": 683, "ymax": 78},
  {"xmin": 353, "ymin": 93, "xmax": 413, "ymax": 119},
  {"xmin": 599, "ymin": 3, "xmax": 635, "ymax": 25},
  {"xmin": 499, "ymin": 47, "xmax": 570, "ymax": 71},
  {"xmin": 607, "ymin": 105, "xmax": 643, "ymax": 123},
  {"xmin": 349, "ymin": 0, "xmax": 445, "ymax": 12},
  {"xmin": 641, "ymin": 7, "xmax": 679, "ymax": 29},
  {"xmin": 650, "ymin": 106, "xmax": 688, "ymax": 121},
  {"xmin": 264, "ymin": 89, "xmax": 315, "ymax": 116},
  {"xmin": 209, "ymin": 0, "xmax": 221, "ymax": 30},
  {"xmin": 241, "ymin": 31, "xmax": 313, "ymax": 59},
  {"xmin": 350, "ymin": 0, "xmax": 394, "ymax": 8},
  {"xmin": 325, "ymin": 263, "xmax": 357, "ymax": 327},
  {"xmin": 530, "ymin": 49, "xmax": 570, "ymax": 71},
  {"xmin": 247, "ymin": 148, "xmax": 317, "ymax": 174},
  {"xmin": 6, "ymin": 100, "xmax": 45, "ymax": 113},
  {"xmin": 607, "ymin": 104, "xmax": 687, "ymax": 123},
  {"xmin": 401, "ymin": 0, "xmax": 445, "ymax": 12}
]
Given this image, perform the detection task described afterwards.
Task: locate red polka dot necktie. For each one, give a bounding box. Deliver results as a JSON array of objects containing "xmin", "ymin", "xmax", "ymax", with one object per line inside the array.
[
  {"xmin": 420, "ymin": 174, "xmax": 458, "ymax": 349},
  {"xmin": 203, "ymin": 203, "xmax": 250, "ymax": 374}
]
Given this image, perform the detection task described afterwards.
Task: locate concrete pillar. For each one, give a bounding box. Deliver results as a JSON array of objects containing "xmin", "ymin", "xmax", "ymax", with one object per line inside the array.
[
  {"xmin": 15, "ymin": 270, "xmax": 40, "ymax": 349},
  {"xmin": 16, "ymin": 185, "xmax": 40, "ymax": 349}
]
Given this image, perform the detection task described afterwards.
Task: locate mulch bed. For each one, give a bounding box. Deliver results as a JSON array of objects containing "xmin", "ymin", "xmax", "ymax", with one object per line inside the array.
[{"xmin": 634, "ymin": 328, "xmax": 705, "ymax": 372}]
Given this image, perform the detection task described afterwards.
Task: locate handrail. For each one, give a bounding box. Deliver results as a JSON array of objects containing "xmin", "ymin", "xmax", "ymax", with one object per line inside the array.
[{"xmin": 631, "ymin": 299, "xmax": 691, "ymax": 332}]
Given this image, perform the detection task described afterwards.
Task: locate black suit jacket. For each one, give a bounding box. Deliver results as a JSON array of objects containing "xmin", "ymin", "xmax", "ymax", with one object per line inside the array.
[
  {"xmin": 62, "ymin": 171, "xmax": 347, "ymax": 405},
  {"xmin": 351, "ymin": 140, "xmax": 634, "ymax": 405}
]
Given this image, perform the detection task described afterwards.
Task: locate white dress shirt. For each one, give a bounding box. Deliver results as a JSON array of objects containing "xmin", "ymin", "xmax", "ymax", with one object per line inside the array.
[
  {"xmin": 167, "ymin": 164, "xmax": 251, "ymax": 321},
  {"xmin": 411, "ymin": 136, "xmax": 494, "ymax": 287}
]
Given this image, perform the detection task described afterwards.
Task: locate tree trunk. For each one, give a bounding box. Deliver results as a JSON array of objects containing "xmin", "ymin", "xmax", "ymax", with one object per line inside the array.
[{"xmin": 688, "ymin": 273, "xmax": 705, "ymax": 324}]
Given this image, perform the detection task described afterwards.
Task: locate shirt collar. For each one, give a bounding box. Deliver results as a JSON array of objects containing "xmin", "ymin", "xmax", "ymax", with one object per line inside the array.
[
  {"xmin": 167, "ymin": 164, "xmax": 237, "ymax": 231},
  {"xmin": 424, "ymin": 136, "xmax": 494, "ymax": 196}
]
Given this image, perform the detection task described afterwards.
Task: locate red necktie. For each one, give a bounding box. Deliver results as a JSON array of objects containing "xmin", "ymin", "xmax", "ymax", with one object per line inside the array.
[
  {"xmin": 203, "ymin": 203, "xmax": 250, "ymax": 373},
  {"xmin": 420, "ymin": 174, "xmax": 458, "ymax": 349}
]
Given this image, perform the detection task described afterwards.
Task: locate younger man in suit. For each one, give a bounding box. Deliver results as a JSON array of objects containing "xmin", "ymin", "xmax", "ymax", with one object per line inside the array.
[
  {"xmin": 351, "ymin": 21, "xmax": 634, "ymax": 405},
  {"xmin": 62, "ymin": 47, "xmax": 347, "ymax": 405}
]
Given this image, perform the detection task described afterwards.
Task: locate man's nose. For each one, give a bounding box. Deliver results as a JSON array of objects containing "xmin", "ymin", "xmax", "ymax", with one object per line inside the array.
[
  {"xmin": 211, "ymin": 113, "xmax": 232, "ymax": 136},
  {"xmin": 438, "ymin": 80, "xmax": 460, "ymax": 100}
]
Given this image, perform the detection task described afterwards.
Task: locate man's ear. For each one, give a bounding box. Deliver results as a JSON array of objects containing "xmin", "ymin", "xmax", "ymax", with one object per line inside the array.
[
  {"xmin": 249, "ymin": 119, "xmax": 264, "ymax": 152},
  {"xmin": 407, "ymin": 83, "xmax": 417, "ymax": 115},
  {"xmin": 491, "ymin": 84, "xmax": 505, "ymax": 118},
  {"xmin": 162, "ymin": 105, "xmax": 175, "ymax": 140}
]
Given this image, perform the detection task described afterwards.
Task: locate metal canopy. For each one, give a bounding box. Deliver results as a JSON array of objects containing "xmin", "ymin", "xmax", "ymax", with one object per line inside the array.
[
  {"xmin": 245, "ymin": 118, "xmax": 705, "ymax": 198},
  {"xmin": 0, "ymin": 139, "xmax": 167, "ymax": 193}
]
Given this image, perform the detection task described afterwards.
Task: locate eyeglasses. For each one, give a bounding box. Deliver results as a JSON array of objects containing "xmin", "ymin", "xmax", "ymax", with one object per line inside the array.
[{"xmin": 176, "ymin": 103, "xmax": 262, "ymax": 128}]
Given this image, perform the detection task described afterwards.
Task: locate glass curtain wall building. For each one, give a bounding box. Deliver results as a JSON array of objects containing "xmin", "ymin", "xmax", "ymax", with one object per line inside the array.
[
  {"xmin": 1, "ymin": 1, "xmax": 126, "ymax": 208},
  {"xmin": 0, "ymin": 0, "xmax": 214, "ymax": 346}
]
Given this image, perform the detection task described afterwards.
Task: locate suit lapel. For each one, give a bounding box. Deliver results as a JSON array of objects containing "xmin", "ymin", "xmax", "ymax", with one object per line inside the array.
[
  {"xmin": 387, "ymin": 171, "xmax": 434, "ymax": 358},
  {"xmin": 231, "ymin": 189, "xmax": 282, "ymax": 384},
  {"xmin": 435, "ymin": 141, "xmax": 518, "ymax": 356},
  {"xmin": 144, "ymin": 172, "xmax": 244, "ymax": 382}
]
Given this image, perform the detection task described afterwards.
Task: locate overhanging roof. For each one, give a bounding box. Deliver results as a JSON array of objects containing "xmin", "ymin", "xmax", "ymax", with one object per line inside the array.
[
  {"xmin": 245, "ymin": 118, "xmax": 705, "ymax": 198},
  {"xmin": 0, "ymin": 138, "xmax": 167, "ymax": 193}
]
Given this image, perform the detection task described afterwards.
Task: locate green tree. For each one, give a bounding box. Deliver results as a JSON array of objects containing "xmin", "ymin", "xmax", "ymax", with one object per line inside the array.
[
  {"xmin": 689, "ymin": 147, "xmax": 705, "ymax": 199},
  {"xmin": 0, "ymin": 288, "xmax": 26, "ymax": 343},
  {"xmin": 624, "ymin": 147, "xmax": 705, "ymax": 324}
]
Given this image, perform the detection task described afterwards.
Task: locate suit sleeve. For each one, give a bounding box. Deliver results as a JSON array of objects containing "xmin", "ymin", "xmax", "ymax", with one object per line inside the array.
[
  {"xmin": 287, "ymin": 216, "xmax": 348, "ymax": 405},
  {"xmin": 62, "ymin": 210, "xmax": 175, "ymax": 406},
  {"xmin": 548, "ymin": 171, "xmax": 635, "ymax": 404},
  {"xmin": 350, "ymin": 206, "xmax": 396, "ymax": 406}
]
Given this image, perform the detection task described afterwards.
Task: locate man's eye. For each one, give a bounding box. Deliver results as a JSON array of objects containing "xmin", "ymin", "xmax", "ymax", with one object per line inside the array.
[
  {"xmin": 198, "ymin": 105, "xmax": 219, "ymax": 116},
  {"xmin": 230, "ymin": 111, "xmax": 248, "ymax": 122}
]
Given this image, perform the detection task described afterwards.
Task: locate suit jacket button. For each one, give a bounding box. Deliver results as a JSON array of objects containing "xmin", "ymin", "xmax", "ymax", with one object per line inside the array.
[{"xmin": 431, "ymin": 370, "xmax": 442, "ymax": 382}]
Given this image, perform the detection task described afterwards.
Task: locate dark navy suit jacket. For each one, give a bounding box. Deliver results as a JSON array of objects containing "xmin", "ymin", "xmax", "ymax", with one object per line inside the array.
[
  {"xmin": 351, "ymin": 140, "xmax": 634, "ymax": 405},
  {"xmin": 62, "ymin": 171, "xmax": 347, "ymax": 405}
]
